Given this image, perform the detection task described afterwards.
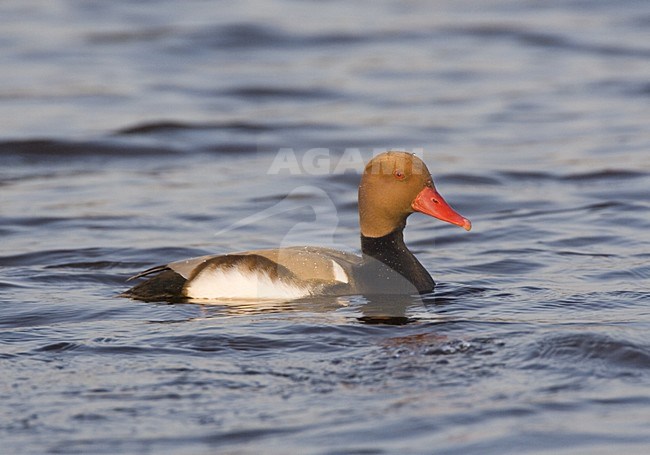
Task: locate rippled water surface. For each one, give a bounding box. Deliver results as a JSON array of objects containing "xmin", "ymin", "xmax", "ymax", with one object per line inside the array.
[{"xmin": 1, "ymin": 0, "xmax": 649, "ymax": 453}]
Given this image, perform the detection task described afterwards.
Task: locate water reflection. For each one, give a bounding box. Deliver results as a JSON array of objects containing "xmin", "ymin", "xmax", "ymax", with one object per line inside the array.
[
  {"xmin": 355, "ymin": 294, "xmax": 419, "ymax": 325},
  {"xmin": 184, "ymin": 293, "xmax": 425, "ymax": 325}
]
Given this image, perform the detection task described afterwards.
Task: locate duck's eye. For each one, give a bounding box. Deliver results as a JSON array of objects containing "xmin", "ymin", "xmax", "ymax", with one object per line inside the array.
[{"xmin": 393, "ymin": 169, "xmax": 405, "ymax": 180}]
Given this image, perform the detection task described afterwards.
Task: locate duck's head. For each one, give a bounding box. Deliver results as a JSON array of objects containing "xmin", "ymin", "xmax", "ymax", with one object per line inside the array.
[{"xmin": 358, "ymin": 151, "xmax": 471, "ymax": 238}]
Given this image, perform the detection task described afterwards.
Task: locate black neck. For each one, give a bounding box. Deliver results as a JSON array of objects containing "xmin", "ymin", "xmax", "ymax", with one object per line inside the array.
[{"xmin": 360, "ymin": 229, "xmax": 435, "ymax": 293}]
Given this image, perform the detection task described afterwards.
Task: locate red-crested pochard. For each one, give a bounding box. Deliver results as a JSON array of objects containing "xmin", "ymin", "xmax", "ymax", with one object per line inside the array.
[{"xmin": 123, "ymin": 151, "xmax": 471, "ymax": 301}]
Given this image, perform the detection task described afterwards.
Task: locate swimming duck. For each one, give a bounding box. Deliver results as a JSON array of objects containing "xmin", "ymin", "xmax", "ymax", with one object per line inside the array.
[{"xmin": 123, "ymin": 151, "xmax": 471, "ymax": 301}]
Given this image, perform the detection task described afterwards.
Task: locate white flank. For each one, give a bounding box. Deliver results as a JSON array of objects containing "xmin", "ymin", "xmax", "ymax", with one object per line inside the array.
[
  {"xmin": 184, "ymin": 267, "xmax": 311, "ymax": 300},
  {"xmin": 331, "ymin": 260, "xmax": 349, "ymax": 283}
]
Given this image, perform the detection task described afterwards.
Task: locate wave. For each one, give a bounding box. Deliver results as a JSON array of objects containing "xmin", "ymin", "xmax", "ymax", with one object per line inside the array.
[
  {"xmin": 525, "ymin": 332, "xmax": 650, "ymax": 371},
  {"xmin": 0, "ymin": 139, "xmax": 179, "ymax": 162},
  {"xmin": 446, "ymin": 24, "xmax": 650, "ymax": 58}
]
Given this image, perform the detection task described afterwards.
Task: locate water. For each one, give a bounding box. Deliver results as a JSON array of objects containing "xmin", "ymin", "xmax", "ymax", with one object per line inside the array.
[{"xmin": 1, "ymin": 0, "xmax": 649, "ymax": 453}]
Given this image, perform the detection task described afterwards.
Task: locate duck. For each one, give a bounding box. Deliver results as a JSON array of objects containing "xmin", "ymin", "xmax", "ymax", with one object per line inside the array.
[{"xmin": 122, "ymin": 151, "xmax": 471, "ymax": 302}]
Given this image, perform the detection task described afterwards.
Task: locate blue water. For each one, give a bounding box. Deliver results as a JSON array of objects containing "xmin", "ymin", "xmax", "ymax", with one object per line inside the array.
[{"xmin": 1, "ymin": 0, "xmax": 649, "ymax": 453}]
